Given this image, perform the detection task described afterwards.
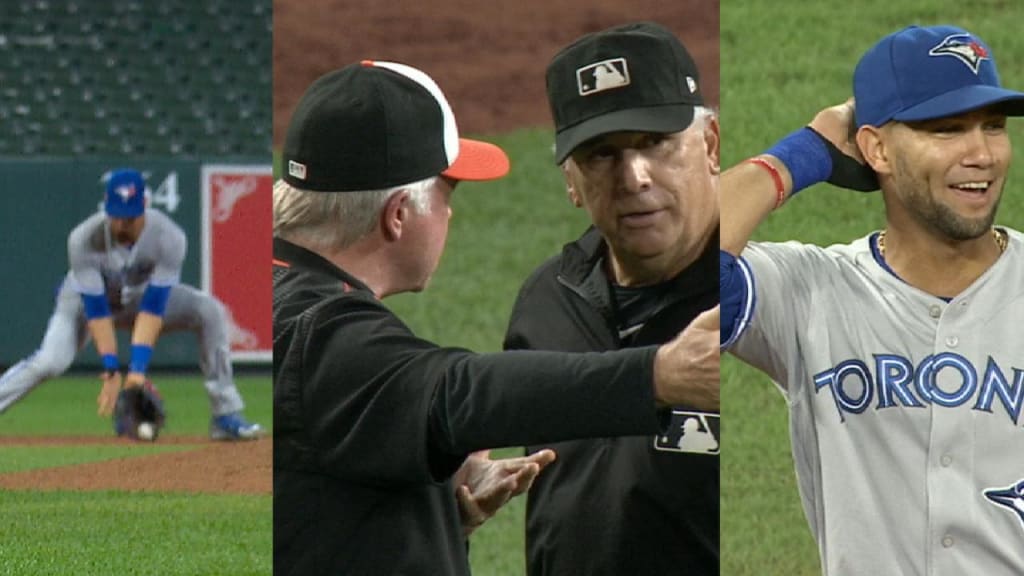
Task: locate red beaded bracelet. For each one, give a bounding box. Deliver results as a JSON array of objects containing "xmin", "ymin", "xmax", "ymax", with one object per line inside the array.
[{"xmin": 746, "ymin": 157, "xmax": 786, "ymax": 209}]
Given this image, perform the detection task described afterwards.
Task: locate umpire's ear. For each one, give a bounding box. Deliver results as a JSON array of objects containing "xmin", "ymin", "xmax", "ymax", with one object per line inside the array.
[
  {"xmin": 703, "ymin": 116, "xmax": 721, "ymax": 176},
  {"xmin": 560, "ymin": 163, "xmax": 583, "ymax": 207}
]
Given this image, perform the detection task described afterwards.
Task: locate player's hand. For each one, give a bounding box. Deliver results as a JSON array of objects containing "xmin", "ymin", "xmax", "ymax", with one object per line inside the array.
[
  {"xmin": 808, "ymin": 98, "xmax": 879, "ymax": 192},
  {"xmin": 453, "ymin": 449, "xmax": 557, "ymax": 536},
  {"xmin": 97, "ymin": 371, "xmax": 123, "ymax": 417},
  {"xmin": 124, "ymin": 371, "xmax": 146, "ymax": 388},
  {"xmin": 654, "ymin": 305, "xmax": 720, "ymax": 411}
]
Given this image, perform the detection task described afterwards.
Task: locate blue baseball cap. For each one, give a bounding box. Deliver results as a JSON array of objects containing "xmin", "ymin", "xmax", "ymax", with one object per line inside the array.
[
  {"xmin": 854, "ymin": 25, "xmax": 1024, "ymax": 128},
  {"xmin": 105, "ymin": 169, "xmax": 146, "ymax": 218}
]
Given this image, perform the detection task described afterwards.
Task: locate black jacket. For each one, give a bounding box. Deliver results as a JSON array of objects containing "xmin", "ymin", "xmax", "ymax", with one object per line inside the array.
[
  {"xmin": 505, "ymin": 227, "xmax": 720, "ymax": 576},
  {"xmin": 272, "ymin": 237, "xmax": 669, "ymax": 576}
]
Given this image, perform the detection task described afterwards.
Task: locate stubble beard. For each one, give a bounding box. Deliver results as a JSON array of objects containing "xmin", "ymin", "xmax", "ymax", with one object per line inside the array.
[{"xmin": 892, "ymin": 156, "xmax": 1000, "ymax": 242}]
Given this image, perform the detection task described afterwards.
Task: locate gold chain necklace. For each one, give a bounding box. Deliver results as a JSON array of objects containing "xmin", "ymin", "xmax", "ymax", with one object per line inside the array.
[{"xmin": 877, "ymin": 228, "xmax": 1007, "ymax": 258}]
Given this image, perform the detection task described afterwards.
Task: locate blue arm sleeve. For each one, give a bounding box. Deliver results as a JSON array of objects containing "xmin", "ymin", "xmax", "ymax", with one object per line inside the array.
[
  {"xmin": 139, "ymin": 284, "xmax": 172, "ymax": 316},
  {"xmin": 81, "ymin": 293, "xmax": 111, "ymax": 320},
  {"xmin": 720, "ymin": 250, "xmax": 756, "ymax": 349}
]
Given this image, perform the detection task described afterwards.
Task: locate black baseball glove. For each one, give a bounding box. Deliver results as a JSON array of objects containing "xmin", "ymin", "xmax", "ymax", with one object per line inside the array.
[{"xmin": 113, "ymin": 381, "xmax": 167, "ymax": 441}]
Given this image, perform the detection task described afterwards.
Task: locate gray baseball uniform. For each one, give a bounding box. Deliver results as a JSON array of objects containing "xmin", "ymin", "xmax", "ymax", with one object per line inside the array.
[
  {"xmin": 727, "ymin": 229, "xmax": 1024, "ymax": 576},
  {"xmin": 0, "ymin": 208, "xmax": 245, "ymax": 416}
]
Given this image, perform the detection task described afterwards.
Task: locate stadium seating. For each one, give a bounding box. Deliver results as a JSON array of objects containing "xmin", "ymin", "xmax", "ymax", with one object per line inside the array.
[{"xmin": 0, "ymin": 0, "xmax": 271, "ymax": 157}]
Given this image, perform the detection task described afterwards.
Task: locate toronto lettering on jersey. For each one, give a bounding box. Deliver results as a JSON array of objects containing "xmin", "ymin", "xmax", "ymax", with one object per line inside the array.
[{"xmin": 813, "ymin": 353, "xmax": 1023, "ymax": 424}]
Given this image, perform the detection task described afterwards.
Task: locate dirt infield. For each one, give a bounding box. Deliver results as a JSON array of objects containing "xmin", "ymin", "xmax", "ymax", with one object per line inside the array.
[
  {"xmin": 0, "ymin": 437, "xmax": 271, "ymax": 495},
  {"xmin": 273, "ymin": 0, "xmax": 719, "ymax": 142}
]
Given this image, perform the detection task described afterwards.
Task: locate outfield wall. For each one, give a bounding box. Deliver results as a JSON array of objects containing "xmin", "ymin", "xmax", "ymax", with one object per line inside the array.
[{"xmin": 0, "ymin": 158, "xmax": 271, "ymax": 369}]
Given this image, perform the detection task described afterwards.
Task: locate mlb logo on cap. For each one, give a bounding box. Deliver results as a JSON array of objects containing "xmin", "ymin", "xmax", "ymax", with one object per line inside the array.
[
  {"xmin": 546, "ymin": 22, "xmax": 704, "ymax": 164},
  {"xmin": 105, "ymin": 168, "xmax": 146, "ymax": 218},
  {"xmin": 577, "ymin": 58, "xmax": 630, "ymax": 96}
]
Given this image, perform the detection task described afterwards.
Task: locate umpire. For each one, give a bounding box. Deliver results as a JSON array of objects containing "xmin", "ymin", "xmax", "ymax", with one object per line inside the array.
[
  {"xmin": 504, "ymin": 22, "xmax": 720, "ymax": 575},
  {"xmin": 272, "ymin": 60, "xmax": 720, "ymax": 575}
]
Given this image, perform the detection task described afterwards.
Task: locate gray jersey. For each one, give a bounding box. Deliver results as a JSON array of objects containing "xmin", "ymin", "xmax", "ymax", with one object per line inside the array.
[
  {"xmin": 728, "ymin": 229, "xmax": 1024, "ymax": 576},
  {"xmin": 66, "ymin": 208, "xmax": 186, "ymax": 307}
]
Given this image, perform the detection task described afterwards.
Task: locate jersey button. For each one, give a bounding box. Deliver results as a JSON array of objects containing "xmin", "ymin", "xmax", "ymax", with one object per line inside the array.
[
  {"xmin": 942, "ymin": 535, "xmax": 954, "ymax": 548},
  {"xmin": 945, "ymin": 336, "xmax": 958, "ymax": 348},
  {"xmin": 929, "ymin": 305, "xmax": 942, "ymax": 318},
  {"xmin": 940, "ymin": 455, "xmax": 952, "ymax": 467}
]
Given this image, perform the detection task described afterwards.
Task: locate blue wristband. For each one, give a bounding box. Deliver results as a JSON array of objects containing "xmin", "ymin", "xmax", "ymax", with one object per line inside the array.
[
  {"xmin": 102, "ymin": 354, "xmax": 119, "ymax": 372},
  {"xmin": 763, "ymin": 127, "xmax": 833, "ymax": 195},
  {"xmin": 129, "ymin": 344, "xmax": 153, "ymax": 374}
]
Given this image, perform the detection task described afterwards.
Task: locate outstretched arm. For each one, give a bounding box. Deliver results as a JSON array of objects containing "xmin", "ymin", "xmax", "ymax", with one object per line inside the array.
[{"xmin": 87, "ymin": 312, "xmax": 123, "ymax": 416}]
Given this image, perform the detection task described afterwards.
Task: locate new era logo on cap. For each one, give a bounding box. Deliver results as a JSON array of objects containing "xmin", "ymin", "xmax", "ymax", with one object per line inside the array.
[
  {"xmin": 929, "ymin": 33, "xmax": 990, "ymax": 74},
  {"xmin": 577, "ymin": 58, "xmax": 630, "ymax": 96},
  {"xmin": 288, "ymin": 160, "xmax": 307, "ymax": 181}
]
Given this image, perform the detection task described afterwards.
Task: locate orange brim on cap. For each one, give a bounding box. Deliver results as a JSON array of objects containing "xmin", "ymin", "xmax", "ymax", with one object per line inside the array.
[{"xmin": 442, "ymin": 138, "xmax": 510, "ymax": 181}]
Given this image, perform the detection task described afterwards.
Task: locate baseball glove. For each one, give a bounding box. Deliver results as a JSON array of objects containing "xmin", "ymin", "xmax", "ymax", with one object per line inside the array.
[{"xmin": 113, "ymin": 381, "xmax": 166, "ymax": 441}]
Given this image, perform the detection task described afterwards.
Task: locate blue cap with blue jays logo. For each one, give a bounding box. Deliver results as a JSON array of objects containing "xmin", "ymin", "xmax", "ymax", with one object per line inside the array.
[
  {"xmin": 105, "ymin": 169, "xmax": 146, "ymax": 218},
  {"xmin": 854, "ymin": 25, "xmax": 1024, "ymax": 127}
]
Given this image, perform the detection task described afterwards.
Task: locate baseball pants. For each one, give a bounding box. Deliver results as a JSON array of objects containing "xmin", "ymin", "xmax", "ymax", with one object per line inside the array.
[{"xmin": 0, "ymin": 282, "xmax": 245, "ymax": 416}]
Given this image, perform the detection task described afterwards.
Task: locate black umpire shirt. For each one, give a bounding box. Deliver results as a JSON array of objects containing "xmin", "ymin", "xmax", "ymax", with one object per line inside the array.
[
  {"xmin": 505, "ymin": 227, "xmax": 720, "ymax": 576},
  {"xmin": 272, "ymin": 237, "xmax": 673, "ymax": 576}
]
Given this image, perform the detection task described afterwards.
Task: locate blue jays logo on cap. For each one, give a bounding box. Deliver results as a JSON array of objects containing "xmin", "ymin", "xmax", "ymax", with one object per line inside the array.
[
  {"xmin": 929, "ymin": 33, "xmax": 990, "ymax": 74},
  {"xmin": 984, "ymin": 478, "xmax": 1024, "ymax": 533},
  {"xmin": 105, "ymin": 168, "xmax": 146, "ymax": 218},
  {"xmin": 853, "ymin": 25, "xmax": 1024, "ymax": 127}
]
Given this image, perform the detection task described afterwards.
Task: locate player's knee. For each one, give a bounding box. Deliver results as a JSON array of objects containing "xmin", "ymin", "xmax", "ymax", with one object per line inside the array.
[
  {"xmin": 31, "ymin": 350, "xmax": 74, "ymax": 379},
  {"xmin": 197, "ymin": 294, "xmax": 228, "ymax": 326}
]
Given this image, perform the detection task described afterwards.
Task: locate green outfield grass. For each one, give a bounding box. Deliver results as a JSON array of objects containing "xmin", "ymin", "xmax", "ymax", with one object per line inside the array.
[
  {"xmin": 0, "ymin": 491, "xmax": 269, "ymax": 576},
  {"xmin": 0, "ymin": 374, "xmax": 272, "ymax": 576},
  {"xmin": 722, "ymin": 1, "xmax": 1024, "ymax": 574}
]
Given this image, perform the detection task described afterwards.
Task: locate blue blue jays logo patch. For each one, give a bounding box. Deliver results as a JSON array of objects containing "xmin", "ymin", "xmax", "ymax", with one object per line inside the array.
[
  {"xmin": 984, "ymin": 478, "xmax": 1024, "ymax": 532},
  {"xmin": 114, "ymin": 183, "xmax": 137, "ymax": 202},
  {"xmin": 929, "ymin": 33, "xmax": 990, "ymax": 74}
]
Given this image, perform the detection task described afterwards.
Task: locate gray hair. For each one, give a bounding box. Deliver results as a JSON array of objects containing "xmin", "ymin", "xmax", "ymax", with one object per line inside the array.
[
  {"xmin": 691, "ymin": 105, "xmax": 716, "ymax": 128},
  {"xmin": 273, "ymin": 176, "xmax": 435, "ymax": 251}
]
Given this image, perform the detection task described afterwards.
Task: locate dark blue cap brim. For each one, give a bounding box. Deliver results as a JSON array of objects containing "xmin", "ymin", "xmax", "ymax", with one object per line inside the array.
[
  {"xmin": 554, "ymin": 104, "xmax": 695, "ymax": 164},
  {"xmin": 105, "ymin": 201, "xmax": 144, "ymax": 218},
  {"xmin": 890, "ymin": 84, "xmax": 1024, "ymax": 124}
]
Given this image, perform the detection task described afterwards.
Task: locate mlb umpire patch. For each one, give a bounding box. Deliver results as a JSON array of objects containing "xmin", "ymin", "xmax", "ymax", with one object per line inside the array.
[
  {"xmin": 654, "ymin": 410, "xmax": 719, "ymax": 455},
  {"xmin": 576, "ymin": 58, "xmax": 630, "ymax": 96}
]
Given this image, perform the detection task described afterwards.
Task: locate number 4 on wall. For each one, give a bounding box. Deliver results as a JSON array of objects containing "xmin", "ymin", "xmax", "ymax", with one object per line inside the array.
[{"xmin": 150, "ymin": 172, "xmax": 181, "ymax": 213}]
